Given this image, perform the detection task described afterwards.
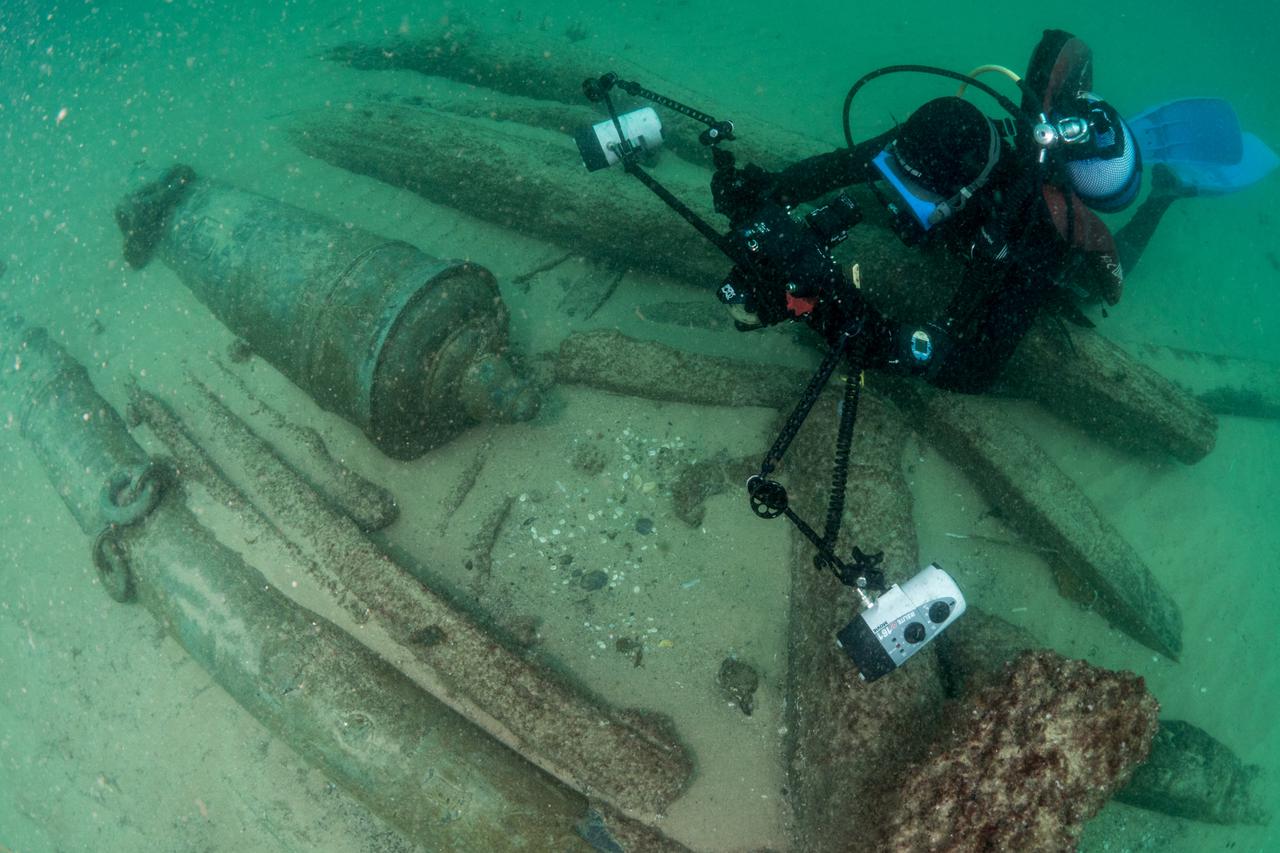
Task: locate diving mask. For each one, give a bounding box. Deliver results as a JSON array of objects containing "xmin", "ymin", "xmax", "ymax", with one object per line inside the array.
[{"xmin": 871, "ymin": 126, "xmax": 1001, "ymax": 244}]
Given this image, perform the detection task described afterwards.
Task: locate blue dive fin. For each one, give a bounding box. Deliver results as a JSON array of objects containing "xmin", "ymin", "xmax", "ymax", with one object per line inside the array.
[
  {"xmin": 1129, "ymin": 97, "xmax": 1278, "ymax": 194},
  {"xmin": 1164, "ymin": 132, "xmax": 1280, "ymax": 195},
  {"xmin": 1129, "ymin": 98, "xmax": 1243, "ymax": 164}
]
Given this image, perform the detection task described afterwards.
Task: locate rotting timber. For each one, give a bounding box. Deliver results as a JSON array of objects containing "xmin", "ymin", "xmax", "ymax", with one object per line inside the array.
[
  {"xmin": 781, "ymin": 389, "xmax": 948, "ymax": 852},
  {"xmin": 320, "ymin": 23, "xmax": 826, "ymax": 170},
  {"xmin": 556, "ymin": 330, "xmax": 1184, "ymax": 658},
  {"xmin": 0, "ymin": 320, "xmax": 613, "ymax": 852},
  {"xmin": 204, "ymin": 353, "xmax": 400, "ymax": 532},
  {"xmin": 1122, "ymin": 342, "xmax": 1280, "ymax": 422},
  {"xmin": 879, "ymin": 377, "xmax": 1184, "ymax": 659},
  {"xmin": 286, "ymin": 92, "xmax": 1217, "ymax": 465},
  {"xmin": 128, "ymin": 374, "xmax": 695, "ymax": 822},
  {"xmin": 289, "ymin": 99, "xmax": 729, "ymax": 286},
  {"xmin": 114, "ymin": 164, "xmax": 539, "ymax": 460}
]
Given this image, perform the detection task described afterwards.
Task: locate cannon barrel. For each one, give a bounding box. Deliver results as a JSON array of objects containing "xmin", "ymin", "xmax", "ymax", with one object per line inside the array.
[
  {"xmin": 0, "ymin": 320, "xmax": 615, "ymax": 850},
  {"xmin": 115, "ymin": 165, "xmax": 537, "ymax": 459}
]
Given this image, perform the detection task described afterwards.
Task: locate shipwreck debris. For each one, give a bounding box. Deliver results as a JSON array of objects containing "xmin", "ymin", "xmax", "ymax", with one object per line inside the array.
[
  {"xmin": 320, "ymin": 25, "xmax": 822, "ymax": 169},
  {"xmin": 130, "ymin": 374, "xmax": 695, "ymax": 821},
  {"xmin": 1117, "ymin": 719, "xmax": 1271, "ymax": 826},
  {"xmin": 882, "ymin": 378, "xmax": 1184, "ymax": 660},
  {"xmin": 305, "ymin": 32, "xmax": 1218, "ymax": 464},
  {"xmin": 939, "ymin": 607, "xmax": 1271, "ymax": 828},
  {"xmin": 0, "ymin": 319, "xmax": 600, "ymax": 850},
  {"xmin": 780, "ymin": 389, "xmax": 946, "ymax": 853},
  {"xmin": 557, "ymin": 330, "xmax": 1184, "ymax": 658},
  {"xmin": 1125, "ymin": 341, "xmax": 1280, "ymax": 422},
  {"xmin": 207, "ymin": 356, "xmax": 399, "ymax": 531},
  {"xmin": 288, "ymin": 99, "xmax": 728, "ymax": 285}
]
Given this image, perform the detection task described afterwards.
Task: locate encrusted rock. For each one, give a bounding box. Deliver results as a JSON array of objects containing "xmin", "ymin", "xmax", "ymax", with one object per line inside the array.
[
  {"xmin": 880, "ymin": 650, "xmax": 1159, "ymax": 852},
  {"xmin": 938, "ymin": 608, "xmax": 1271, "ymax": 829}
]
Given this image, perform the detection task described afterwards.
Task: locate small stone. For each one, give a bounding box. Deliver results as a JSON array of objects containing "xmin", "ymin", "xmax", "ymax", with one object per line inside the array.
[
  {"xmin": 409, "ymin": 625, "xmax": 447, "ymax": 647},
  {"xmin": 228, "ymin": 337, "xmax": 254, "ymax": 363},
  {"xmin": 634, "ymin": 517, "xmax": 654, "ymax": 535},
  {"xmin": 579, "ymin": 569, "xmax": 609, "ymax": 591},
  {"xmin": 717, "ymin": 657, "xmax": 760, "ymax": 716}
]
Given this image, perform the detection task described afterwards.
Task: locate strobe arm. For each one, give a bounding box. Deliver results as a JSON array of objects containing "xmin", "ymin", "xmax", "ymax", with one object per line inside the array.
[{"xmin": 583, "ymin": 73, "xmax": 736, "ymax": 146}]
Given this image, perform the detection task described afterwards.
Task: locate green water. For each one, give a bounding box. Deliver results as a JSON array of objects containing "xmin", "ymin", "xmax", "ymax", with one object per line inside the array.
[{"xmin": 1, "ymin": 1, "xmax": 1277, "ymax": 851}]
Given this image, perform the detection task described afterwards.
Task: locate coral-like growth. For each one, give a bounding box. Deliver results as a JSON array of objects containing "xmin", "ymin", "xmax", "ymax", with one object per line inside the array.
[{"xmin": 881, "ymin": 650, "xmax": 1159, "ymax": 852}]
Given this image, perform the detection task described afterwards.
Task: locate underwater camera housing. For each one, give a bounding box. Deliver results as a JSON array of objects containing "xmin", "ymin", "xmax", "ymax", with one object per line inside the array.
[
  {"xmin": 837, "ymin": 564, "xmax": 966, "ymax": 682},
  {"xmin": 716, "ymin": 194, "xmax": 861, "ymax": 327}
]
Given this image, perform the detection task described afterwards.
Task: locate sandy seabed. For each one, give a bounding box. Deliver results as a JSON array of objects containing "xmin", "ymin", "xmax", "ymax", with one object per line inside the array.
[{"xmin": 2, "ymin": 2, "xmax": 1278, "ymax": 851}]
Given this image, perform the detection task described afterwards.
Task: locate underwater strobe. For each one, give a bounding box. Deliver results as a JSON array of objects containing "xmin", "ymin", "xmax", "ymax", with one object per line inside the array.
[
  {"xmin": 837, "ymin": 564, "xmax": 966, "ymax": 681},
  {"xmin": 575, "ymin": 106, "xmax": 664, "ymax": 171}
]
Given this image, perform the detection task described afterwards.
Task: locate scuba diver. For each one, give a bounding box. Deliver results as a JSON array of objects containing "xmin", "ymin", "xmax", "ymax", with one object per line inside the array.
[
  {"xmin": 582, "ymin": 29, "xmax": 1274, "ymax": 394},
  {"xmin": 576, "ymin": 30, "xmax": 1275, "ymax": 677},
  {"xmin": 742, "ymin": 28, "xmax": 1260, "ymax": 392}
]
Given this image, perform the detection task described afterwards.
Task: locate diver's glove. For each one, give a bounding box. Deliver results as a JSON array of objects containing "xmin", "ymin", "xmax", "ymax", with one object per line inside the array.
[{"xmin": 711, "ymin": 163, "xmax": 778, "ymax": 221}]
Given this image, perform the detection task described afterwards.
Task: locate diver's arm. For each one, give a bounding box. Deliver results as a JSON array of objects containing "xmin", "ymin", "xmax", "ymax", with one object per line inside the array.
[
  {"xmin": 772, "ymin": 130, "xmax": 896, "ymax": 205},
  {"xmin": 924, "ymin": 262, "xmax": 1049, "ymax": 392},
  {"xmin": 908, "ymin": 215, "xmax": 1056, "ymax": 393}
]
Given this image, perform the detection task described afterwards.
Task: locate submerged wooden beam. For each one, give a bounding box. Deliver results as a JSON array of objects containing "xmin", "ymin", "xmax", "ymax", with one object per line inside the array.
[
  {"xmin": 998, "ymin": 323, "xmax": 1218, "ymax": 464},
  {"xmin": 780, "ymin": 390, "xmax": 949, "ymax": 852},
  {"xmin": 556, "ymin": 329, "xmax": 810, "ymax": 409},
  {"xmin": 290, "ymin": 97, "xmax": 728, "ymax": 284},
  {"xmin": 320, "ymin": 24, "xmax": 828, "ymax": 169},
  {"xmin": 206, "ymin": 355, "xmax": 399, "ymax": 531},
  {"xmin": 1122, "ymin": 342, "xmax": 1280, "ymax": 421},
  {"xmin": 129, "ymin": 378, "xmax": 695, "ymax": 823},
  {"xmin": 881, "ymin": 378, "xmax": 1184, "ymax": 659}
]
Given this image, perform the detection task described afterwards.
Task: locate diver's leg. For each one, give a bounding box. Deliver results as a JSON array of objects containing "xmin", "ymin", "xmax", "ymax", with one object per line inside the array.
[{"xmin": 1114, "ymin": 164, "xmax": 1195, "ymax": 275}]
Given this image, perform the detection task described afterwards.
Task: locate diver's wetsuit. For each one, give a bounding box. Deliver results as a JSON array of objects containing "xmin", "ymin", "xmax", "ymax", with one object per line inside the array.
[{"xmin": 772, "ymin": 134, "xmax": 1174, "ymax": 392}]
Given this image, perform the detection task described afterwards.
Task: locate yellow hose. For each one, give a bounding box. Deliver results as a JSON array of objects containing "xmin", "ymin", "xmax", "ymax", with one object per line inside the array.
[{"xmin": 956, "ymin": 64, "xmax": 1022, "ymax": 98}]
